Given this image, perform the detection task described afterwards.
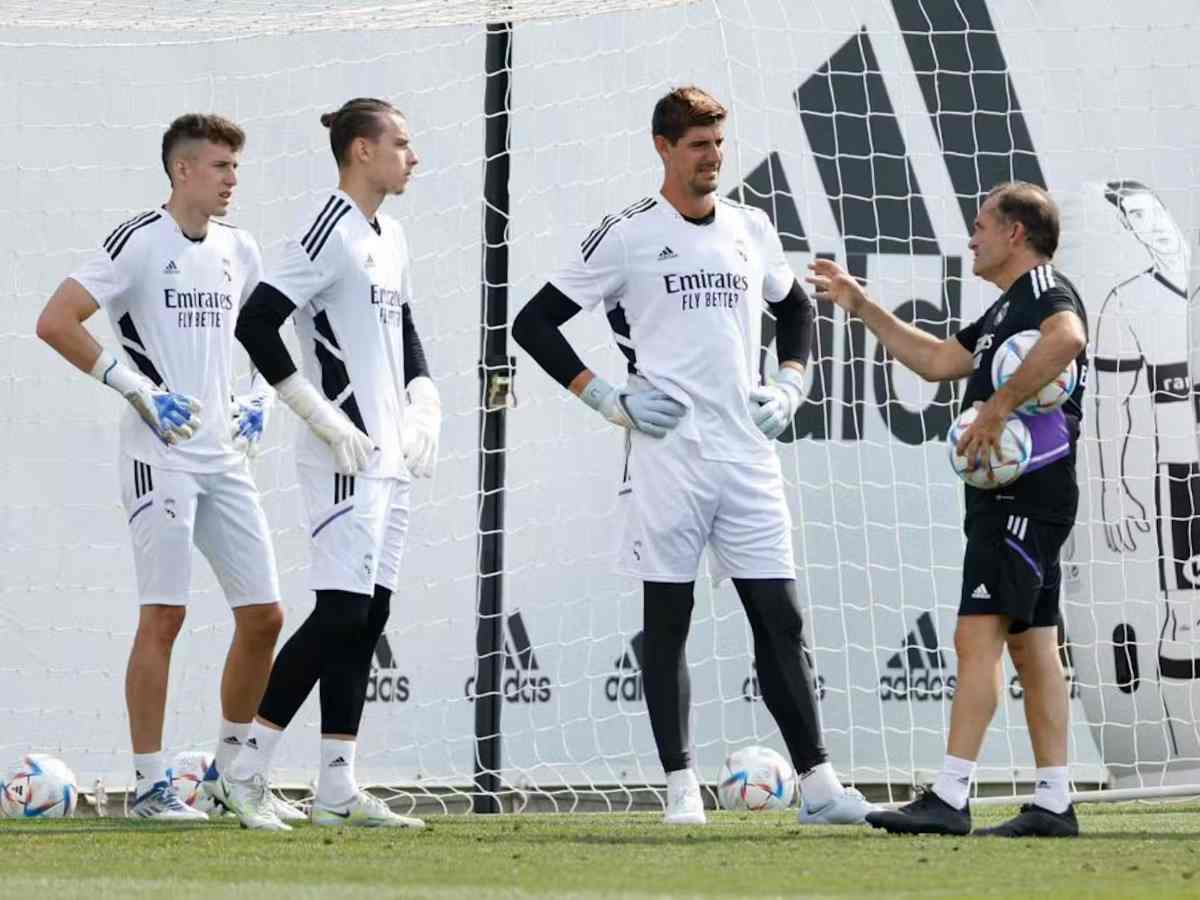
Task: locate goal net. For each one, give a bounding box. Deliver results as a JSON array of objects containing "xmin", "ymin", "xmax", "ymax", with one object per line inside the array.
[{"xmin": 3, "ymin": 0, "xmax": 1199, "ymax": 813}]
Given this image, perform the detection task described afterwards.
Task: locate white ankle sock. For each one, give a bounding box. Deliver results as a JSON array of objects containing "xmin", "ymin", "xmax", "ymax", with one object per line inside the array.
[
  {"xmin": 316, "ymin": 738, "xmax": 358, "ymax": 806},
  {"xmin": 799, "ymin": 762, "xmax": 842, "ymax": 807},
  {"xmin": 228, "ymin": 721, "xmax": 284, "ymax": 782},
  {"xmin": 215, "ymin": 718, "xmax": 250, "ymax": 776},
  {"xmin": 1033, "ymin": 766, "xmax": 1070, "ymax": 813},
  {"xmin": 932, "ymin": 754, "xmax": 975, "ymax": 809},
  {"xmin": 133, "ymin": 752, "xmax": 167, "ymax": 797}
]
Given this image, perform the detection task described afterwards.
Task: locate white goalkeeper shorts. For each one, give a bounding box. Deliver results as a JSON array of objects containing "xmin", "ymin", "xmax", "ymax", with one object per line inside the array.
[
  {"xmin": 617, "ymin": 431, "xmax": 795, "ymax": 583},
  {"xmin": 298, "ymin": 465, "xmax": 411, "ymax": 595},
  {"xmin": 119, "ymin": 456, "xmax": 281, "ymax": 608}
]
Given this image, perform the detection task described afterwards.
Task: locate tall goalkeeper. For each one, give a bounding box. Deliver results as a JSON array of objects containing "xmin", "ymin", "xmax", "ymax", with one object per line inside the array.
[{"xmin": 513, "ymin": 86, "xmax": 875, "ymax": 827}]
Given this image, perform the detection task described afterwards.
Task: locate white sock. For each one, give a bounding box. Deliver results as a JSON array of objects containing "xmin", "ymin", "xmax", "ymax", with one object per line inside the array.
[
  {"xmin": 228, "ymin": 721, "xmax": 284, "ymax": 782},
  {"xmin": 133, "ymin": 752, "xmax": 167, "ymax": 797},
  {"xmin": 316, "ymin": 738, "xmax": 358, "ymax": 807},
  {"xmin": 932, "ymin": 754, "xmax": 976, "ymax": 810},
  {"xmin": 1033, "ymin": 766, "xmax": 1070, "ymax": 813},
  {"xmin": 666, "ymin": 768, "xmax": 698, "ymax": 795},
  {"xmin": 215, "ymin": 718, "xmax": 250, "ymax": 776},
  {"xmin": 799, "ymin": 762, "xmax": 842, "ymax": 808}
]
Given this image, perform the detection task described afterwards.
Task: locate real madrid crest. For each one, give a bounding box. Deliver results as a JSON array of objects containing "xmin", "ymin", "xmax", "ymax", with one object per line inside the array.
[{"xmin": 734, "ymin": 238, "xmax": 749, "ymax": 263}]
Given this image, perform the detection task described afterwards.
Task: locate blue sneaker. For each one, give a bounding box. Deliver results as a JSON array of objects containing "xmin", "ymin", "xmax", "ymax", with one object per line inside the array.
[
  {"xmin": 798, "ymin": 786, "xmax": 877, "ymax": 825},
  {"xmin": 130, "ymin": 778, "xmax": 209, "ymax": 821}
]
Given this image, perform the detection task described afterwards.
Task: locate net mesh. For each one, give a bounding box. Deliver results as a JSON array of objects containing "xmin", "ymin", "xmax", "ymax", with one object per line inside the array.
[{"xmin": 3, "ymin": 0, "xmax": 1199, "ymax": 814}]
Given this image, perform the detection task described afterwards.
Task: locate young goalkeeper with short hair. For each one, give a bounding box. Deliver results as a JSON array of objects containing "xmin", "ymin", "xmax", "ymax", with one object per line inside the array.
[{"xmin": 36, "ymin": 113, "xmax": 297, "ymax": 822}]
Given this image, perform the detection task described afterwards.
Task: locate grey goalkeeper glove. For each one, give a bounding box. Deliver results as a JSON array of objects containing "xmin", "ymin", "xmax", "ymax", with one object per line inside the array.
[
  {"xmin": 750, "ymin": 366, "xmax": 805, "ymax": 440},
  {"xmin": 276, "ymin": 372, "xmax": 376, "ymax": 474},
  {"xmin": 90, "ymin": 349, "xmax": 203, "ymax": 445},
  {"xmin": 580, "ymin": 375, "xmax": 686, "ymax": 439},
  {"xmin": 401, "ymin": 376, "xmax": 441, "ymax": 478}
]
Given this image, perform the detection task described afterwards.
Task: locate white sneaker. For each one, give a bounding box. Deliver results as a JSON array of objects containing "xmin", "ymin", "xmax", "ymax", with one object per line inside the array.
[
  {"xmin": 203, "ymin": 761, "xmax": 304, "ymax": 822},
  {"xmin": 221, "ymin": 773, "xmax": 293, "ymax": 832},
  {"xmin": 798, "ymin": 786, "xmax": 877, "ymax": 825},
  {"xmin": 663, "ymin": 772, "xmax": 706, "ymax": 826},
  {"xmin": 129, "ymin": 780, "xmax": 209, "ymax": 821},
  {"xmin": 311, "ymin": 790, "xmax": 425, "ymax": 828},
  {"xmin": 271, "ymin": 794, "xmax": 308, "ymax": 822}
]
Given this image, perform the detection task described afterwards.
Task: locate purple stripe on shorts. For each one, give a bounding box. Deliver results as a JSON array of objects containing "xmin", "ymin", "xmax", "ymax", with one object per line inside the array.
[
  {"xmin": 1005, "ymin": 537, "xmax": 1042, "ymax": 581},
  {"xmin": 311, "ymin": 504, "xmax": 352, "ymax": 538},
  {"xmin": 128, "ymin": 499, "xmax": 153, "ymax": 524}
]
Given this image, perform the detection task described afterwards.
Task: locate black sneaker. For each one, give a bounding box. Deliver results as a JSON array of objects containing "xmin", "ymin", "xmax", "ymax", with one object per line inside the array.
[
  {"xmin": 865, "ymin": 786, "xmax": 971, "ymax": 835},
  {"xmin": 974, "ymin": 803, "xmax": 1079, "ymax": 837}
]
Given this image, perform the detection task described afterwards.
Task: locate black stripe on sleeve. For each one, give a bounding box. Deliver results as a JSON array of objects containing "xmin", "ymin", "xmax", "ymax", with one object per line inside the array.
[
  {"xmin": 307, "ymin": 205, "xmax": 352, "ymax": 260},
  {"xmin": 104, "ymin": 211, "xmax": 156, "ymax": 253},
  {"xmin": 108, "ymin": 214, "xmax": 162, "ymax": 261},
  {"xmin": 580, "ymin": 198, "xmax": 656, "ymax": 262},
  {"xmin": 301, "ymin": 197, "xmax": 339, "ymax": 248}
]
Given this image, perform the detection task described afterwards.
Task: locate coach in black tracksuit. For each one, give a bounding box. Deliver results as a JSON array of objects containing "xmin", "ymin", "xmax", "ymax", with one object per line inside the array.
[{"xmin": 806, "ymin": 181, "xmax": 1088, "ymax": 838}]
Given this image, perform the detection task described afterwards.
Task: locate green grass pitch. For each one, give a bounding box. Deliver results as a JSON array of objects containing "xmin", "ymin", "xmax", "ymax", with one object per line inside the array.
[{"xmin": 4, "ymin": 805, "xmax": 1200, "ymax": 899}]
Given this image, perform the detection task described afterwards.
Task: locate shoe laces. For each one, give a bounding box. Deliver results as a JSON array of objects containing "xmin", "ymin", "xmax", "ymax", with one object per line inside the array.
[
  {"xmin": 244, "ymin": 773, "xmax": 274, "ymax": 811},
  {"xmin": 355, "ymin": 790, "xmax": 393, "ymax": 817},
  {"xmin": 158, "ymin": 784, "xmax": 191, "ymax": 813}
]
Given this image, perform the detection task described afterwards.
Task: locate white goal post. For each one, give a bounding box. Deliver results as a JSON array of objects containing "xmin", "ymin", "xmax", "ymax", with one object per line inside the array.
[{"xmin": 2, "ymin": 0, "xmax": 1199, "ymax": 813}]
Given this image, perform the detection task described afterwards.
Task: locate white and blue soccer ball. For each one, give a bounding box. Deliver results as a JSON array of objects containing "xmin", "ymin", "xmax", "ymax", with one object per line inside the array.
[
  {"xmin": 948, "ymin": 406, "xmax": 1032, "ymax": 490},
  {"xmin": 717, "ymin": 746, "xmax": 796, "ymax": 811},
  {"xmin": 991, "ymin": 329, "xmax": 1077, "ymax": 415},
  {"xmin": 170, "ymin": 750, "xmax": 216, "ymax": 813},
  {"xmin": 0, "ymin": 754, "xmax": 78, "ymax": 819}
]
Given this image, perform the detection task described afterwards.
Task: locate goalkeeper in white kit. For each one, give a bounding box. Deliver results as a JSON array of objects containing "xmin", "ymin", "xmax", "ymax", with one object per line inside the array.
[
  {"xmin": 36, "ymin": 113, "xmax": 300, "ymax": 822},
  {"xmin": 513, "ymin": 86, "xmax": 875, "ymax": 826},
  {"xmin": 216, "ymin": 97, "xmax": 439, "ymax": 831}
]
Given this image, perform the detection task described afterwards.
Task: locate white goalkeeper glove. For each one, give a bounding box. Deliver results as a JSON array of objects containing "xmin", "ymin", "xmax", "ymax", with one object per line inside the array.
[
  {"xmin": 275, "ymin": 372, "xmax": 376, "ymax": 475},
  {"xmin": 229, "ymin": 381, "xmax": 275, "ymax": 458},
  {"xmin": 580, "ymin": 375, "xmax": 687, "ymax": 439},
  {"xmin": 90, "ymin": 349, "xmax": 203, "ymax": 445},
  {"xmin": 750, "ymin": 366, "xmax": 805, "ymax": 440},
  {"xmin": 401, "ymin": 376, "xmax": 441, "ymax": 478}
]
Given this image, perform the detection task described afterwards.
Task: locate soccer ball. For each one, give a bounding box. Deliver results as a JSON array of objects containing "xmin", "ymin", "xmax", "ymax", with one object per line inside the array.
[
  {"xmin": 717, "ymin": 746, "xmax": 796, "ymax": 811},
  {"xmin": 0, "ymin": 754, "xmax": 78, "ymax": 818},
  {"xmin": 991, "ymin": 329, "xmax": 1077, "ymax": 414},
  {"xmin": 171, "ymin": 751, "xmax": 216, "ymax": 813},
  {"xmin": 947, "ymin": 406, "xmax": 1031, "ymax": 490}
]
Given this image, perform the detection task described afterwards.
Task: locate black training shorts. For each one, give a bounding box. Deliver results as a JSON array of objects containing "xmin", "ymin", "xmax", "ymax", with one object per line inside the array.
[{"xmin": 960, "ymin": 512, "xmax": 1073, "ymax": 633}]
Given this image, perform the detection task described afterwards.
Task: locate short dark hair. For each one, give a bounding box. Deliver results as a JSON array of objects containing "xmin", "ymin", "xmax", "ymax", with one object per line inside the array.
[
  {"xmin": 651, "ymin": 86, "xmax": 727, "ymax": 144},
  {"xmin": 985, "ymin": 181, "xmax": 1060, "ymax": 258},
  {"xmin": 320, "ymin": 97, "xmax": 403, "ymax": 167},
  {"xmin": 161, "ymin": 114, "xmax": 245, "ymax": 183}
]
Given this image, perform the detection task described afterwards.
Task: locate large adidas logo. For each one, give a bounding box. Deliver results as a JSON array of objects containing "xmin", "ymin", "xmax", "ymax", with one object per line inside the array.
[
  {"xmin": 604, "ymin": 632, "xmax": 644, "ymax": 703},
  {"xmin": 878, "ymin": 612, "xmax": 957, "ymax": 702},
  {"xmin": 365, "ymin": 633, "xmax": 410, "ymax": 704},
  {"xmin": 464, "ymin": 611, "xmax": 551, "ymax": 704}
]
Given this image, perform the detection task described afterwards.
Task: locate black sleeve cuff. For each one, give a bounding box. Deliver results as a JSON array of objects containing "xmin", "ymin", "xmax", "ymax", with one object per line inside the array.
[
  {"xmin": 769, "ymin": 279, "xmax": 815, "ymax": 365},
  {"xmin": 235, "ymin": 282, "xmax": 298, "ymax": 386},
  {"xmin": 511, "ymin": 282, "xmax": 586, "ymax": 389},
  {"xmin": 401, "ymin": 304, "xmax": 431, "ymax": 384}
]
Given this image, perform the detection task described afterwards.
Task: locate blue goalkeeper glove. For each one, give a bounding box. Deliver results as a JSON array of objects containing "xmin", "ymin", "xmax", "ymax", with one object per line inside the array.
[
  {"xmin": 230, "ymin": 384, "xmax": 275, "ymax": 458},
  {"xmin": 580, "ymin": 375, "xmax": 686, "ymax": 439},
  {"xmin": 749, "ymin": 366, "xmax": 805, "ymax": 440},
  {"xmin": 90, "ymin": 349, "xmax": 203, "ymax": 445}
]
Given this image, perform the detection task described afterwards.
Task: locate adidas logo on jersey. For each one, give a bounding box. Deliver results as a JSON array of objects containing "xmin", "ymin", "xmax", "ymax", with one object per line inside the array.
[
  {"xmin": 463, "ymin": 610, "xmax": 550, "ymax": 704},
  {"xmin": 364, "ymin": 253, "xmax": 376, "ymax": 268},
  {"xmin": 656, "ymin": 245, "xmax": 677, "ymax": 261},
  {"xmin": 879, "ymin": 612, "xmax": 957, "ymax": 702},
  {"xmin": 328, "ymin": 756, "xmax": 349, "ymax": 768},
  {"xmin": 245, "ymin": 738, "xmax": 258, "ymax": 750},
  {"xmin": 971, "ymin": 583, "xmax": 991, "ymax": 599},
  {"xmin": 605, "ymin": 632, "xmax": 644, "ymax": 702},
  {"xmin": 222, "ymin": 736, "xmax": 241, "ymax": 746},
  {"xmin": 162, "ymin": 260, "xmax": 180, "ymax": 275}
]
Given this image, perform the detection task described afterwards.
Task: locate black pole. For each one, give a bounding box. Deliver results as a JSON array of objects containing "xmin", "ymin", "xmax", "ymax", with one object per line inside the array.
[{"xmin": 474, "ymin": 19, "xmax": 514, "ymax": 815}]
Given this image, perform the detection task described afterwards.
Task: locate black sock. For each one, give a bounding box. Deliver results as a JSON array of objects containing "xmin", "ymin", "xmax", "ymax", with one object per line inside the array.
[
  {"xmin": 733, "ymin": 578, "xmax": 828, "ymax": 773},
  {"xmin": 642, "ymin": 581, "xmax": 695, "ymax": 773}
]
